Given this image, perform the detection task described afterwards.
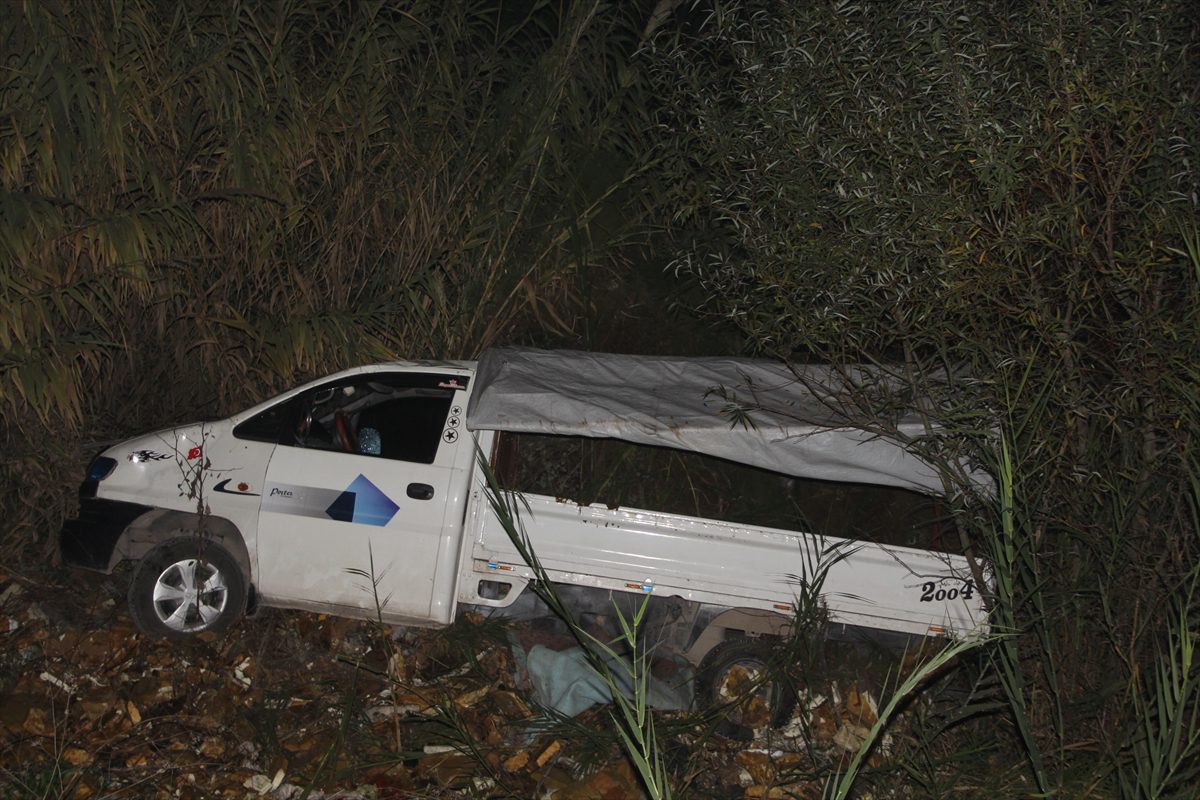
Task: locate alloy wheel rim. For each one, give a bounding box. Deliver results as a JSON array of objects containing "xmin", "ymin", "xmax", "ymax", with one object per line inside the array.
[{"xmin": 151, "ymin": 557, "xmax": 228, "ymax": 632}]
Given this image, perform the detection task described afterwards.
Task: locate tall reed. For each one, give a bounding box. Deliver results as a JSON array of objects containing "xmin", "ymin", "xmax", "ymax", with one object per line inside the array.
[
  {"xmin": 480, "ymin": 453, "xmax": 672, "ymax": 799},
  {"xmin": 646, "ymin": 1, "xmax": 1198, "ymax": 790},
  {"xmin": 1, "ymin": 0, "xmax": 656, "ymax": 557}
]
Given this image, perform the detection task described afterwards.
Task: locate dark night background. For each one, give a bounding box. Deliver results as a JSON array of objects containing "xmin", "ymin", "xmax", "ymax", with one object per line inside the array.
[{"xmin": 1, "ymin": 1, "xmax": 1197, "ymax": 797}]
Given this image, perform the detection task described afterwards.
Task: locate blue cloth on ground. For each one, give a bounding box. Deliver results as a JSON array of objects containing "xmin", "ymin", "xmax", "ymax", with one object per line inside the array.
[{"xmin": 513, "ymin": 642, "xmax": 694, "ymax": 718}]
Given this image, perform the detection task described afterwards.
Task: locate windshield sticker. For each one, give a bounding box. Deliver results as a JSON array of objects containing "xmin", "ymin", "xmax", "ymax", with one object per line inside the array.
[
  {"xmin": 438, "ymin": 378, "xmax": 468, "ymax": 390},
  {"xmin": 128, "ymin": 450, "xmax": 171, "ymax": 463},
  {"xmin": 261, "ymin": 475, "xmax": 399, "ymax": 527}
]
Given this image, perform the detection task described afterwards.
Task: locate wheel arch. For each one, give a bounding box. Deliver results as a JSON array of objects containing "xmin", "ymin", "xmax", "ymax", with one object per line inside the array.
[
  {"xmin": 114, "ymin": 510, "xmax": 252, "ymax": 584},
  {"xmin": 683, "ymin": 607, "xmax": 792, "ymax": 668}
]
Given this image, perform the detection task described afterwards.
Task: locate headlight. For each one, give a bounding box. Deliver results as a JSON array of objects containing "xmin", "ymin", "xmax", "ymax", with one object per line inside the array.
[{"xmin": 86, "ymin": 457, "xmax": 118, "ymax": 482}]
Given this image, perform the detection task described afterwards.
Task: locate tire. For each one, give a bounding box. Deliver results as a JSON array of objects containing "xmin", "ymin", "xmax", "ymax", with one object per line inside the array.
[
  {"xmin": 697, "ymin": 637, "xmax": 797, "ymax": 740},
  {"xmin": 128, "ymin": 537, "xmax": 247, "ymax": 640}
]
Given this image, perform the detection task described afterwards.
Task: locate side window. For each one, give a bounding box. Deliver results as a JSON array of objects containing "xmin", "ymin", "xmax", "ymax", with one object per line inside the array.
[
  {"xmin": 286, "ymin": 375, "xmax": 456, "ymax": 465},
  {"xmin": 233, "ymin": 397, "xmax": 301, "ymax": 443}
]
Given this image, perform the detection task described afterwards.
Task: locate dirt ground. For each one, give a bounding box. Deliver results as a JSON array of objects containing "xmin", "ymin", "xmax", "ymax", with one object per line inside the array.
[{"xmin": 0, "ymin": 565, "xmax": 919, "ymax": 800}]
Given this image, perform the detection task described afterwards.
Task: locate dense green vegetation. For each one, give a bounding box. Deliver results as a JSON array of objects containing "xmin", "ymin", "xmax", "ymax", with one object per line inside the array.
[
  {"xmin": 3, "ymin": 0, "xmax": 1197, "ymax": 796},
  {"xmin": 648, "ymin": 2, "xmax": 1199, "ymax": 795},
  {"xmin": 1, "ymin": 0, "xmax": 657, "ymax": 550}
]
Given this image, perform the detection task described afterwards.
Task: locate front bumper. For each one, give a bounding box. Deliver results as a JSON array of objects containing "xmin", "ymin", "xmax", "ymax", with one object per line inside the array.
[{"xmin": 60, "ymin": 497, "xmax": 153, "ymax": 572}]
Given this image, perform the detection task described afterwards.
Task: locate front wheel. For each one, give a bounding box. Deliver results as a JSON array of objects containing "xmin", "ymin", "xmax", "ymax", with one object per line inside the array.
[{"xmin": 128, "ymin": 537, "xmax": 247, "ymax": 639}]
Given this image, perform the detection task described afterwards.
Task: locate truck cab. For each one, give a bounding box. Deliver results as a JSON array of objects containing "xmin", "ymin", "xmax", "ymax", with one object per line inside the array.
[{"xmin": 62, "ymin": 361, "xmax": 480, "ymax": 638}]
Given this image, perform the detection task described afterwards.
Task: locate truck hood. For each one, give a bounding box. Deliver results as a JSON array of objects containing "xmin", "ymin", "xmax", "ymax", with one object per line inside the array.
[{"xmin": 104, "ymin": 422, "xmax": 211, "ymax": 465}]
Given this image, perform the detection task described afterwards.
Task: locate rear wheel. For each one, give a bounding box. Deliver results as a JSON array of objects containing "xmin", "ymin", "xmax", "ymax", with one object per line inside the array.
[
  {"xmin": 697, "ymin": 637, "xmax": 796, "ymax": 740},
  {"xmin": 128, "ymin": 537, "xmax": 247, "ymax": 639}
]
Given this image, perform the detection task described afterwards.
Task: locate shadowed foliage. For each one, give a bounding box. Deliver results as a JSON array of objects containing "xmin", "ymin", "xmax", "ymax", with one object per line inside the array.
[
  {"xmin": 646, "ymin": 1, "xmax": 1199, "ymax": 794},
  {"xmin": 4, "ymin": 0, "xmax": 1197, "ymax": 794},
  {"xmin": 1, "ymin": 0, "xmax": 657, "ymax": 557}
]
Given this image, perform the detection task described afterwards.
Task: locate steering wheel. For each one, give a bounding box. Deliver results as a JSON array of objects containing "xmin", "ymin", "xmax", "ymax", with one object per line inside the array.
[{"xmin": 334, "ymin": 409, "xmax": 357, "ymax": 453}]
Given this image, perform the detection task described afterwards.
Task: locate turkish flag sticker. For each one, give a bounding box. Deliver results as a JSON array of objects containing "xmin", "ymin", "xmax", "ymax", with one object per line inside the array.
[{"xmin": 186, "ymin": 446, "xmax": 202, "ymax": 461}]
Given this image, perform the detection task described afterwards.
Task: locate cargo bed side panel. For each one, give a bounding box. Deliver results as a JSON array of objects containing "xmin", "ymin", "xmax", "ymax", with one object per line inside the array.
[{"xmin": 472, "ymin": 493, "xmax": 987, "ymax": 639}]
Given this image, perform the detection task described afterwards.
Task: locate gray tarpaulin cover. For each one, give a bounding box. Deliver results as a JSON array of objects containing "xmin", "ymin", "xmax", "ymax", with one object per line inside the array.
[{"xmin": 467, "ymin": 347, "xmax": 985, "ymax": 495}]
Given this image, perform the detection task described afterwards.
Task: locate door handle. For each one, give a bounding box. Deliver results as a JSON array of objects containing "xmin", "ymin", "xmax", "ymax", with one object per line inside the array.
[{"xmin": 407, "ymin": 483, "xmax": 435, "ymax": 500}]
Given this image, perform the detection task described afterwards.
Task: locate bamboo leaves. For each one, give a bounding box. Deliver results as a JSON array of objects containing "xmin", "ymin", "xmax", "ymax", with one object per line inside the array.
[
  {"xmin": 646, "ymin": 0, "xmax": 1198, "ymax": 791},
  {"xmin": 478, "ymin": 450, "xmax": 673, "ymax": 799},
  {"xmin": 1, "ymin": 0, "xmax": 652, "ymax": 432}
]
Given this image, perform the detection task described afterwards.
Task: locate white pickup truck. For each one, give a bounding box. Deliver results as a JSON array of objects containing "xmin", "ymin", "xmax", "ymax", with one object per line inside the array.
[{"xmin": 62, "ymin": 348, "xmax": 988, "ymax": 705}]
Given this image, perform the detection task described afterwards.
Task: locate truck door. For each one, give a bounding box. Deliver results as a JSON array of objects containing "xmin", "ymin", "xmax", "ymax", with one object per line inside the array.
[{"xmin": 255, "ymin": 371, "xmax": 468, "ymax": 621}]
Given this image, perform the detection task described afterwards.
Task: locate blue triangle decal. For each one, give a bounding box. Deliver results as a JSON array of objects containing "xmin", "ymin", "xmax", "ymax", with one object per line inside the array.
[
  {"xmin": 345, "ymin": 474, "xmax": 399, "ymax": 527},
  {"xmin": 325, "ymin": 490, "xmax": 356, "ymax": 523}
]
